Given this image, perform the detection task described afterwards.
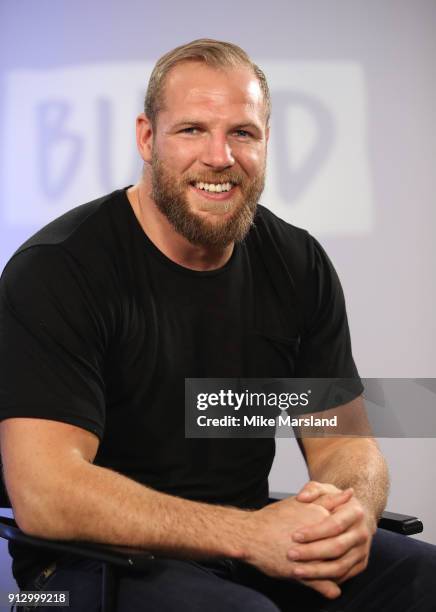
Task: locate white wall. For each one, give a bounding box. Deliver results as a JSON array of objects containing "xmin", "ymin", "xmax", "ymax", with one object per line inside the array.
[{"xmin": 0, "ymin": 3, "xmax": 435, "ymax": 595}]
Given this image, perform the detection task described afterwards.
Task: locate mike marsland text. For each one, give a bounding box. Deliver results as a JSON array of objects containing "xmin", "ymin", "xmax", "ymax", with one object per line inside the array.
[{"xmin": 196, "ymin": 415, "xmax": 338, "ymax": 427}]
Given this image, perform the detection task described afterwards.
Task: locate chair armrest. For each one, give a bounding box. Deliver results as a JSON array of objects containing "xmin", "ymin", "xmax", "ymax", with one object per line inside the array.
[
  {"xmin": 378, "ymin": 511, "xmax": 423, "ymax": 535},
  {"xmin": 0, "ymin": 515, "xmax": 155, "ymax": 570},
  {"xmin": 268, "ymin": 492, "xmax": 424, "ymax": 536}
]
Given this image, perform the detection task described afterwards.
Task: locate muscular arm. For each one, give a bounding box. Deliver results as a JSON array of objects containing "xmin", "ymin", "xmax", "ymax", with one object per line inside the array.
[
  {"xmin": 304, "ymin": 438, "xmax": 389, "ymax": 531},
  {"xmin": 302, "ymin": 397, "xmax": 389, "ymax": 529},
  {"xmin": 0, "ymin": 417, "xmax": 347, "ymax": 599},
  {"xmin": 0, "ymin": 418, "xmax": 248, "ymax": 559},
  {"xmin": 284, "ymin": 397, "xmax": 389, "ymax": 584}
]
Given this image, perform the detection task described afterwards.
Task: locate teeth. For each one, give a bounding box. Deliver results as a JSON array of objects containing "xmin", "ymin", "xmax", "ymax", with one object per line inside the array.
[{"xmin": 194, "ymin": 182, "xmax": 233, "ymax": 193}]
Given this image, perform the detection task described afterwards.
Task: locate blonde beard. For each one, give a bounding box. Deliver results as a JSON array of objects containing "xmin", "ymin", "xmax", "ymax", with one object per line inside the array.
[{"xmin": 150, "ymin": 156, "xmax": 265, "ymax": 248}]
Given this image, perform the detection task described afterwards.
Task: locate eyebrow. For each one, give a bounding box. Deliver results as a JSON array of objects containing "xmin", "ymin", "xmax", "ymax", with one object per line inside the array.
[{"xmin": 172, "ymin": 119, "xmax": 263, "ymax": 133}]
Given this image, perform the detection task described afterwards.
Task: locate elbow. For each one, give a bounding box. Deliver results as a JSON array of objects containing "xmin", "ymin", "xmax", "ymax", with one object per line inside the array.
[
  {"xmin": 13, "ymin": 506, "xmax": 44, "ymax": 538},
  {"xmin": 9, "ymin": 486, "xmax": 70, "ymax": 540},
  {"xmin": 12, "ymin": 499, "xmax": 56, "ymax": 539}
]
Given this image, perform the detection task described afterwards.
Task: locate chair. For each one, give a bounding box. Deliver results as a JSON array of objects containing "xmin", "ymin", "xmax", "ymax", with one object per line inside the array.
[{"xmin": 0, "ymin": 476, "xmax": 423, "ymax": 612}]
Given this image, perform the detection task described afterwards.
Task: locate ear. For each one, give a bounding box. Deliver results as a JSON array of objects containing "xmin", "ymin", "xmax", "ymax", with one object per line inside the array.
[
  {"xmin": 265, "ymin": 125, "xmax": 270, "ymax": 143},
  {"xmin": 136, "ymin": 113, "xmax": 154, "ymax": 163}
]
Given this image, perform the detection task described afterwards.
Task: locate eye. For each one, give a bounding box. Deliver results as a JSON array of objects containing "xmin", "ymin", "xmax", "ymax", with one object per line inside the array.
[
  {"xmin": 179, "ymin": 127, "xmax": 200, "ymax": 134},
  {"xmin": 233, "ymin": 129, "xmax": 252, "ymax": 138}
]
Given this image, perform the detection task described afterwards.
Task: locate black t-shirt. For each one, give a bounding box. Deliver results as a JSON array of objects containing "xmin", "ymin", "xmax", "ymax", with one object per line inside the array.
[{"xmin": 0, "ymin": 187, "xmax": 361, "ymax": 587}]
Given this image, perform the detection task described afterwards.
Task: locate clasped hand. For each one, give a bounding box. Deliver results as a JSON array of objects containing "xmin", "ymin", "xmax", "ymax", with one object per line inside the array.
[{"xmin": 289, "ymin": 481, "xmax": 376, "ymax": 597}]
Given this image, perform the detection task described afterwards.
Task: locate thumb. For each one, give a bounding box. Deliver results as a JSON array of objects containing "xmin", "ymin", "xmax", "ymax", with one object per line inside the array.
[{"xmin": 296, "ymin": 482, "xmax": 325, "ymax": 502}]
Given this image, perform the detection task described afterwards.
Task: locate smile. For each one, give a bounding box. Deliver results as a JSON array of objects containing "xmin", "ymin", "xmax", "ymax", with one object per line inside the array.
[
  {"xmin": 190, "ymin": 182, "xmax": 237, "ymax": 201},
  {"xmin": 194, "ymin": 181, "xmax": 233, "ymax": 193}
]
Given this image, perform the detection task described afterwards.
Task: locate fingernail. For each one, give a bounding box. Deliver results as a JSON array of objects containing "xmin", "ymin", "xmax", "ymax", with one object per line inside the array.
[
  {"xmin": 288, "ymin": 550, "xmax": 299, "ymax": 560},
  {"xmin": 294, "ymin": 567, "xmax": 305, "ymax": 576},
  {"xmin": 293, "ymin": 532, "xmax": 305, "ymax": 542}
]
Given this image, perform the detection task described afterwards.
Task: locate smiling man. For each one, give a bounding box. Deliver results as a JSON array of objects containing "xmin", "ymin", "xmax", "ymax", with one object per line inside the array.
[
  {"xmin": 132, "ymin": 58, "xmax": 268, "ymax": 266},
  {"xmin": 1, "ymin": 39, "xmax": 436, "ymax": 612}
]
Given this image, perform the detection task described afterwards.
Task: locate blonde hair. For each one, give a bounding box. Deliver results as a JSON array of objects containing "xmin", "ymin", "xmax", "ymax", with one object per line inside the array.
[{"xmin": 144, "ymin": 38, "xmax": 271, "ymax": 127}]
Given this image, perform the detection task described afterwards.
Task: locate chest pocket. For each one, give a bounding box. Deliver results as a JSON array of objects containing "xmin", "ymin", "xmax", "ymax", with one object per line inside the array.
[{"xmin": 246, "ymin": 331, "xmax": 301, "ymax": 377}]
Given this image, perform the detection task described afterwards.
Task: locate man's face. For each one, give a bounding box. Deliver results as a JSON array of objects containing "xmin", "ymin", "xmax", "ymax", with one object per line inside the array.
[{"xmin": 149, "ymin": 61, "xmax": 269, "ymax": 247}]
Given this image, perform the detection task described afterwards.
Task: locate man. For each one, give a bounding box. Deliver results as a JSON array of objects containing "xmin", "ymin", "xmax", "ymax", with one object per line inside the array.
[{"xmin": 0, "ymin": 39, "xmax": 435, "ymax": 611}]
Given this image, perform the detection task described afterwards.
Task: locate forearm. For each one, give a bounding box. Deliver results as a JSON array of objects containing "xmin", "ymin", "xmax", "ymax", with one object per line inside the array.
[
  {"xmin": 10, "ymin": 448, "xmax": 355, "ymax": 595},
  {"xmin": 307, "ymin": 438, "xmax": 389, "ymax": 526},
  {"xmin": 20, "ymin": 460, "xmax": 250, "ymax": 561}
]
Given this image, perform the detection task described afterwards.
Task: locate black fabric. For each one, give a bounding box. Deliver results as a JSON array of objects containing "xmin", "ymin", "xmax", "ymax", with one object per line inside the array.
[{"xmin": 0, "ymin": 187, "xmax": 362, "ymax": 588}]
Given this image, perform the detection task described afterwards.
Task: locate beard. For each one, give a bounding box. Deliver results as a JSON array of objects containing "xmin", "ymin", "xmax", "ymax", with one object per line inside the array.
[{"xmin": 150, "ymin": 153, "xmax": 266, "ymax": 248}]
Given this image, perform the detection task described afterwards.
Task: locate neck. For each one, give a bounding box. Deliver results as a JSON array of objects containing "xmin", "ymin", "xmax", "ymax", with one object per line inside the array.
[{"xmin": 126, "ymin": 179, "xmax": 235, "ymax": 272}]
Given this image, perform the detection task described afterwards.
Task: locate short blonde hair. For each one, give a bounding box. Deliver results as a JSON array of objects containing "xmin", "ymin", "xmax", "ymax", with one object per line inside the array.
[{"xmin": 144, "ymin": 38, "xmax": 271, "ymax": 127}]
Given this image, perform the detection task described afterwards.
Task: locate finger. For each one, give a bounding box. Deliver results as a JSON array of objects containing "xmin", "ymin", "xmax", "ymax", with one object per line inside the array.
[
  {"xmin": 292, "ymin": 503, "xmax": 364, "ymax": 543},
  {"xmin": 288, "ymin": 529, "xmax": 364, "ymax": 562},
  {"xmin": 300, "ymin": 578, "xmax": 342, "ymax": 600},
  {"xmin": 292, "ymin": 548, "xmax": 363, "ymax": 581},
  {"xmin": 312, "ymin": 488, "xmax": 354, "ymax": 512},
  {"xmin": 296, "ymin": 481, "xmax": 339, "ymax": 501},
  {"xmin": 337, "ymin": 556, "xmax": 368, "ymax": 584}
]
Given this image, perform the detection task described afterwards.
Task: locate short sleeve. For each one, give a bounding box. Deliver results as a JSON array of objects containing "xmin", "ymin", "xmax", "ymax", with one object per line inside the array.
[
  {"xmin": 295, "ymin": 235, "xmax": 362, "ymax": 385},
  {"xmin": 0, "ymin": 246, "xmax": 108, "ymax": 439}
]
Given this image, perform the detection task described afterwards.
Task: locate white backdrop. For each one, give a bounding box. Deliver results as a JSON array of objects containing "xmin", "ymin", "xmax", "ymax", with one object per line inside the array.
[{"xmin": 0, "ymin": 2, "xmax": 435, "ymax": 595}]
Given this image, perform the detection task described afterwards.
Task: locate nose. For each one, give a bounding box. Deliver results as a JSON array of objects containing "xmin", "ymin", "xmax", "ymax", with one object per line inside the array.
[{"xmin": 200, "ymin": 133, "xmax": 235, "ymax": 170}]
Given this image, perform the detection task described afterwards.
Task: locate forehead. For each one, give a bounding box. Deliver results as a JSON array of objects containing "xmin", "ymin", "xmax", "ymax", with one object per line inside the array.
[{"xmin": 159, "ymin": 61, "xmax": 265, "ymax": 123}]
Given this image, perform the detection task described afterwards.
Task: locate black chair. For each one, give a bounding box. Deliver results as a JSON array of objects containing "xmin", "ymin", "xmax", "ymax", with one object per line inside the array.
[{"xmin": 0, "ymin": 477, "xmax": 424, "ymax": 612}]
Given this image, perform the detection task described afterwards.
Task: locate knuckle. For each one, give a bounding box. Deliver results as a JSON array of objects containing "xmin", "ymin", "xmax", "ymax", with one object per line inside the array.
[
  {"xmin": 332, "ymin": 516, "xmax": 345, "ymax": 532},
  {"xmin": 356, "ymin": 535, "xmax": 366, "ymax": 547},
  {"xmin": 355, "ymin": 506, "xmax": 365, "ymax": 520},
  {"xmin": 305, "ymin": 481, "xmax": 318, "ymax": 493},
  {"xmin": 293, "ymin": 567, "xmax": 308, "ymax": 579},
  {"xmin": 331, "ymin": 562, "xmax": 345, "ymax": 578},
  {"xmin": 351, "ymin": 556, "xmax": 367, "ymax": 576}
]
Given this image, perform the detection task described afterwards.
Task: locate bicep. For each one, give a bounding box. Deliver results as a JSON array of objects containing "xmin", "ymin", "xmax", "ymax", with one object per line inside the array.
[
  {"xmin": 0, "ymin": 248, "xmax": 107, "ymax": 441},
  {"xmin": 0, "ymin": 418, "xmax": 99, "ymax": 515}
]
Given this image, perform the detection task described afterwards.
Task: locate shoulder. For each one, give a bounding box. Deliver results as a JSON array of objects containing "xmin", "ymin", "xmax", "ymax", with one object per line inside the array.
[
  {"xmin": 253, "ymin": 204, "xmax": 309, "ymax": 245},
  {"xmin": 1, "ymin": 189, "xmax": 131, "ymax": 325},
  {"xmin": 13, "ymin": 188, "xmax": 127, "ymax": 256},
  {"xmin": 250, "ymin": 204, "xmax": 321, "ymax": 276},
  {"xmin": 2, "ymin": 188, "xmax": 130, "ymax": 292},
  {"xmin": 249, "ymin": 205, "xmax": 344, "ymax": 305}
]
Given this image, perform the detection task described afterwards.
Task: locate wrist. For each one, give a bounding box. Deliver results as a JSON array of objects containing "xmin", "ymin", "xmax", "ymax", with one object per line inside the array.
[
  {"xmin": 357, "ymin": 500, "xmax": 378, "ymax": 534},
  {"xmin": 366, "ymin": 511, "xmax": 378, "ymax": 534},
  {"xmin": 229, "ymin": 508, "xmax": 258, "ymax": 563}
]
